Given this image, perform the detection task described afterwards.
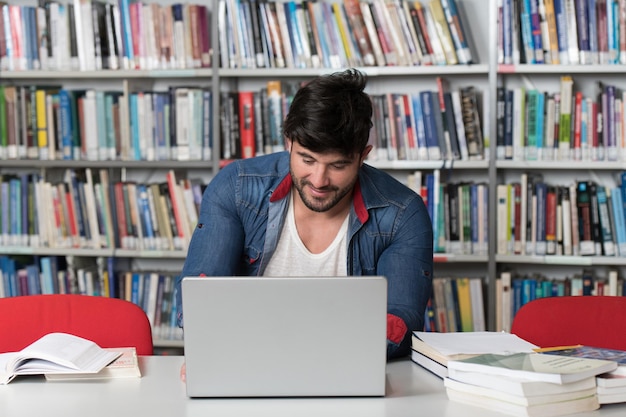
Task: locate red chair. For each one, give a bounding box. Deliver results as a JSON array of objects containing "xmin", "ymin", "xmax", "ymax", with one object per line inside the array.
[
  {"xmin": 511, "ymin": 296, "xmax": 626, "ymax": 351},
  {"xmin": 0, "ymin": 294, "xmax": 153, "ymax": 355}
]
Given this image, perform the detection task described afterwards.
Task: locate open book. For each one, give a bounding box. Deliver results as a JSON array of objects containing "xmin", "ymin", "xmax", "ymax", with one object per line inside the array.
[
  {"xmin": 0, "ymin": 332, "xmax": 122, "ymax": 384},
  {"xmin": 45, "ymin": 347, "xmax": 141, "ymax": 380}
]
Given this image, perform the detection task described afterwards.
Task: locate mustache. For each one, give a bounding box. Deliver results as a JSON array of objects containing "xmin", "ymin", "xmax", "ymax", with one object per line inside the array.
[{"xmin": 300, "ymin": 179, "xmax": 338, "ymax": 192}]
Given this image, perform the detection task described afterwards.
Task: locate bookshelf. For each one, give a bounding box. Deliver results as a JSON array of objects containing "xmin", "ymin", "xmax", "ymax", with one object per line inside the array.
[
  {"xmin": 7, "ymin": 0, "xmax": 623, "ymax": 345},
  {"xmin": 493, "ymin": 0, "xmax": 626, "ymax": 332}
]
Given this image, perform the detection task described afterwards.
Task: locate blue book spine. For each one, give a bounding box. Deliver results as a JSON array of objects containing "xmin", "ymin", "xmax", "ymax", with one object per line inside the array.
[
  {"xmin": 535, "ymin": 92, "xmax": 545, "ymax": 153},
  {"xmin": 419, "ymin": 91, "xmax": 439, "ymax": 159},
  {"xmin": 1, "ymin": 182, "xmax": 9, "ymax": 242},
  {"xmin": 9, "ymin": 178, "xmax": 21, "ymax": 245},
  {"xmin": 535, "ymin": 181, "xmax": 548, "ymax": 255},
  {"xmin": 137, "ymin": 184, "xmax": 155, "ymax": 250},
  {"xmin": 607, "ymin": 0, "xmax": 619, "ymax": 63},
  {"xmin": 574, "ymin": 0, "xmax": 590, "ymax": 62},
  {"xmin": 39, "ymin": 256, "xmax": 54, "ymax": 294},
  {"xmin": 504, "ymin": 89, "xmax": 514, "ymax": 159},
  {"xmin": 19, "ymin": 6, "xmax": 31, "ymax": 70},
  {"xmin": 425, "ymin": 173, "xmax": 435, "ymax": 228},
  {"xmin": 118, "ymin": 0, "xmax": 134, "ymax": 68},
  {"xmin": 130, "ymin": 93, "xmax": 141, "ymax": 161},
  {"xmin": 440, "ymin": 0, "xmax": 473, "ymax": 64},
  {"xmin": 26, "ymin": 264, "xmax": 41, "ymax": 295},
  {"xmin": 586, "ymin": 0, "xmax": 598, "ymax": 62},
  {"xmin": 502, "ymin": 0, "xmax": 514, "ymax": 63},
  {"xmin": 2, "ymin": 6, "xmax": 12, "ymax": 70},
  {"xmin": 285, "ymin": 1, "xmax": 305, "ymax": 68},
  {"xmin": 529, "ymin": 0, "xmax": 544, "ymax": 63},
  {"xmin": 29, "ymin": 6, "xmax": 38, "ymax": 68},
  {"xmin": 512, "ymin": 278, "xmax": 523, "ymax": 316},
  {"xmin": 520, "ymin": 0, "xmax": 536, "ymax": 63},
  {"xmin": 202, "ymin": 90, "xmax": 212, "ymax": 161},
  {"xmin": 104, "ymin": 93, "xmax": 116, "ymax": 160},
  {"xmin": 312, "ymin": 3, "xmax": 331, "ymax": 68},
  {"xmin": 541, "ymin": 280, "xmax": 552, "ymax": 298},
  {"xmin": 470, "ymin": 183, "xmax": 479, "ymax": 249},
  {"xmin": 554, "ymin": 0, "xmax": 569, "ymax": 63},
  {"xmin": 131, "ymin": 273, "xmax": 141, "ymax": 306},
  {"xmin": 96, "ymin": 91, "xmax": 108, "ymax": 160},
  {"xmin": 1, "ymin": 256, "xmax": 17, "ymax": 297},
  {"xmin": 411, "ymin": 94, "xmax": 427, "ymax": 158},
  {"xmin": 522, "ymin": 278, "xmax": 537, "ymax": 305},
  {"xmin": 59, "ymin": 90, "xmax": 74, "ymax": 160}
]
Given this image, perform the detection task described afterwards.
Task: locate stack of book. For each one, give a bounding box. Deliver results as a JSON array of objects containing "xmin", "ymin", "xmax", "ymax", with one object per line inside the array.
[
  {"xmin": 410, "ymin": 331, "xmax": 538, "ymax": 378},
  {"xmin": 536, "ymin": 344, "xmax": 626, "ymax": 405},
  {"xmin": 445, "ymin": 352, "xmax": 619, "ymax": 417}
]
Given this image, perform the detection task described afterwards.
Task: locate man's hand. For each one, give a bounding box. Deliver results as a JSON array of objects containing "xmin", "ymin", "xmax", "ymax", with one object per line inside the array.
[
  {"xmin": 180, "ymin": 362, "xmax": 186, "ymax": 382},
  {"xmin": 387, "ymin": 314, "xmax": 407, "ymax": 344}
]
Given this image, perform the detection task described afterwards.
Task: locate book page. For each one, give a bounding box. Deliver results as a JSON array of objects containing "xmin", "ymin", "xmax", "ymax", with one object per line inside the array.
[
  {"xmin": 413, "ymin": 331, "xmax": 539, "ymax": 356},
  {"xmin": 2, "ymin": 333, "xmax": 122, "ymax": 381}
]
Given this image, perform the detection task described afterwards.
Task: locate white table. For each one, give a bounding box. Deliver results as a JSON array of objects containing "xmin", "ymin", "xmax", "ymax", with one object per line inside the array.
[{"xmin": 1, "ymin": 356, "xmax": 624, "ymax": 417}]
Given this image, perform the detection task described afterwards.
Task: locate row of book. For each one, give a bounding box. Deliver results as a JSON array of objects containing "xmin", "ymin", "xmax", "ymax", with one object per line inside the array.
[
  {"xmin": 422, "ymin": 276, "xmax": 486, "ymax": 334},
  {"xmin": 498, "ymin": 0, "xmax": 626, "ymax": 65},
  {"xmin": 218, "ymin": 0, "xmax": 473, "ymax": 68},
  {"xmin": 0, "ymin": 84, "xmax": 213, "ymax": 162},
  {"xmin": 368, "ymin": 80, "xmax": 485, "ymax": 162},
  {"xmin": 0, "ymin": 255, "xmax": 183, "ymax": 341},
  {"xmin": 496, "ymin": 174, "xmax": 626, "ymax": 257},
  {"xmin": 218, "ymin": 79, "xmax": 486, "ymax": 163},
  {"xmin": 496, "ymin": 77, "xmax": 626, "ymax": 162},
  {"xmin": 497, "ymin": 269, "xmax": 626, "ymax": 333},
  {"xmin": 0, "ymin": 1, "xmax": 212, "ymax": 72},
  {"xmin": 410, "ymin": 170, "xmax": 489, "ymax": 255},
  {"xmin": 0, "ymin": 168, "xmax": 203, "ymax": 251},
  {"xmin": 219, "ymin": 0, "xmax": 475, "ymax": 70},
  {"xmin": 0, "ymin": 78, "xmax": 486, "ymax": 162}
]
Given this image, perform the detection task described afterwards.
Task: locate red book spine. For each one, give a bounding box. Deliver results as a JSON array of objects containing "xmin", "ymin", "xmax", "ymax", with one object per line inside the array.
[{"xmin": 238, "ymin": 91, "xmax": 256, "ymax": 159}]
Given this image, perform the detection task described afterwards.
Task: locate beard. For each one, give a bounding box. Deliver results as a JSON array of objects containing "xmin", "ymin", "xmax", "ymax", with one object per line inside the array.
[{"xmin": 290, "ymin": 169, "xmax": 356, "ymax": 213}]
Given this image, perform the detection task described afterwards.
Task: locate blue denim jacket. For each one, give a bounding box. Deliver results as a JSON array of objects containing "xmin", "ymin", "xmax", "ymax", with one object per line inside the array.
[{"xmin": 177, "ymin": 152, "xmax": 433, "ymax": 358}]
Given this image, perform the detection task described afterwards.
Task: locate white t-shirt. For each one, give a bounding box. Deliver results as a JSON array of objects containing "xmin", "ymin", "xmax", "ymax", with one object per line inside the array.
[{"xmin": 263, "ymin": 194, "xmax": 349, "ymax": 277}]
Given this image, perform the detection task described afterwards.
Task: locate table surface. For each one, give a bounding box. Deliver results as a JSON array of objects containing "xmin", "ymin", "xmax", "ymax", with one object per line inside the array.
[{"xmin": 1, "ymin": 356, "xmax": 624, "ymax": 417}]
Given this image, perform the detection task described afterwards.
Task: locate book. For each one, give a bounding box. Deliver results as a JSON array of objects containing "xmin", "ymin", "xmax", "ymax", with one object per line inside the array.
[
  {"xmin": 45, "ymin": 346, "xmax": 141, "ymax": 380},
  {"xmin": 447, "ymin": 367, "xmax": 597, "ymax": 397},
  {"xmin": 447, "ymin": 352, "xmax": 618, "ymax": 384},
  {"xmin": 412, "ymin": 331, "xmax": 538, "ymax": 366},
  {"xmin": 0, "ymin": 332, "xmax": 122, "ymax": 384},
  {"xmin": 535, "ymin": 345, "xmax": 626, "ymax": 374},
  {"xmin": 445, "ymin": 380, "xmax": 599, "ymax": 417},
  {"xmin": 444, "ymin": 376, "xmax": 598, "ymax": 407}
]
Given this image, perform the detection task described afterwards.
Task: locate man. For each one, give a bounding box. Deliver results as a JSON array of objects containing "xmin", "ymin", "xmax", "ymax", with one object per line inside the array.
[{"xmin": 177, "ymin": 68, "xmax": 433, "ymax": 359}]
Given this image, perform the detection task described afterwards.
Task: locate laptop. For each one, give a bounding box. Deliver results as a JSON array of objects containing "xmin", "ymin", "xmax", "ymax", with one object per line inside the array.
[{"xmin": 181, "ymin": 276, "xmax": 388, "ymax": 397}]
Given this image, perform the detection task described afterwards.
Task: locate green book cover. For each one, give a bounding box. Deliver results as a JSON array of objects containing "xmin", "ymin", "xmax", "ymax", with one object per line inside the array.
[
  {"xmin": 448, "ymin": 352, "xmax": 618, "ymax": 384},
  {"xmin": 558, "ymin": 75, "xmax": 573, "ymax": 158}
]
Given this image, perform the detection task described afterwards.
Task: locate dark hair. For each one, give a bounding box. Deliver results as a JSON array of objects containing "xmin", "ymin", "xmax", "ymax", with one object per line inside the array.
[{"xmin": 282, "ymin": 68, "xmax": 373, "ymax": 155}]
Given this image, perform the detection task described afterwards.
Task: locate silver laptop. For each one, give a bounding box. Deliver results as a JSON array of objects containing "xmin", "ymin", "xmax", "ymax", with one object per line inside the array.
[{"xmin": 181, "ymin": 276, "xmax": 387, "ymax": 397}]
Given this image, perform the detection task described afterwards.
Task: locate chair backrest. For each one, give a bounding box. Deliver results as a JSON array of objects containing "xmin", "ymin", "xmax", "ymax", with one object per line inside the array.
[
  {"xmin": 511, "ymin": 296, "xmax": 626, "ymax": 351},
  {"xmin": 0, "ymin": 294, "xmax": 153, "ymax": 355}
]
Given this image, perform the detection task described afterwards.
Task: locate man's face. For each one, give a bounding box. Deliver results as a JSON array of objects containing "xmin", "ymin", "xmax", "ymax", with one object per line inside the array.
[{"xmin": 288, "ymin": 141, "xmax": 369, "ymax": 213}]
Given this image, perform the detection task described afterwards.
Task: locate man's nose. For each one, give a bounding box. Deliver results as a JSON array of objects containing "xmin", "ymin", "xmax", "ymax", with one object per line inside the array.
[{"xmin": 308, "ymin": 165, "xmax": 330, "ymax": 188}]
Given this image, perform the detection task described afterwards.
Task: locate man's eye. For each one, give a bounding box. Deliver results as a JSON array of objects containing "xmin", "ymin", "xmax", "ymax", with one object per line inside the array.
[
  {"xmin": 331, "ymin": 164, "xmax": 348, "ymax": 170},
  {"xmin": 303, "ymin": 159, "xmax": 314, "ymax": 164}
]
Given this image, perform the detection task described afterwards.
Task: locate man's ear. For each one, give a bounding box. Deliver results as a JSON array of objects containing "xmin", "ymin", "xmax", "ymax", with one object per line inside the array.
[
  {"xmin": 285, "ymin": 138, "xmax": 293, "ymax": 152},
  {"xmin": 360, "ymin": 145, "xmax": 373, "ymax": 163}
]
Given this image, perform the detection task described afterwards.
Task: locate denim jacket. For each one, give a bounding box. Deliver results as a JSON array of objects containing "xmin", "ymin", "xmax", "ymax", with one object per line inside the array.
[{"xmin": 177, "ymin": 152, "xmax": 433, "ymax": 358}]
